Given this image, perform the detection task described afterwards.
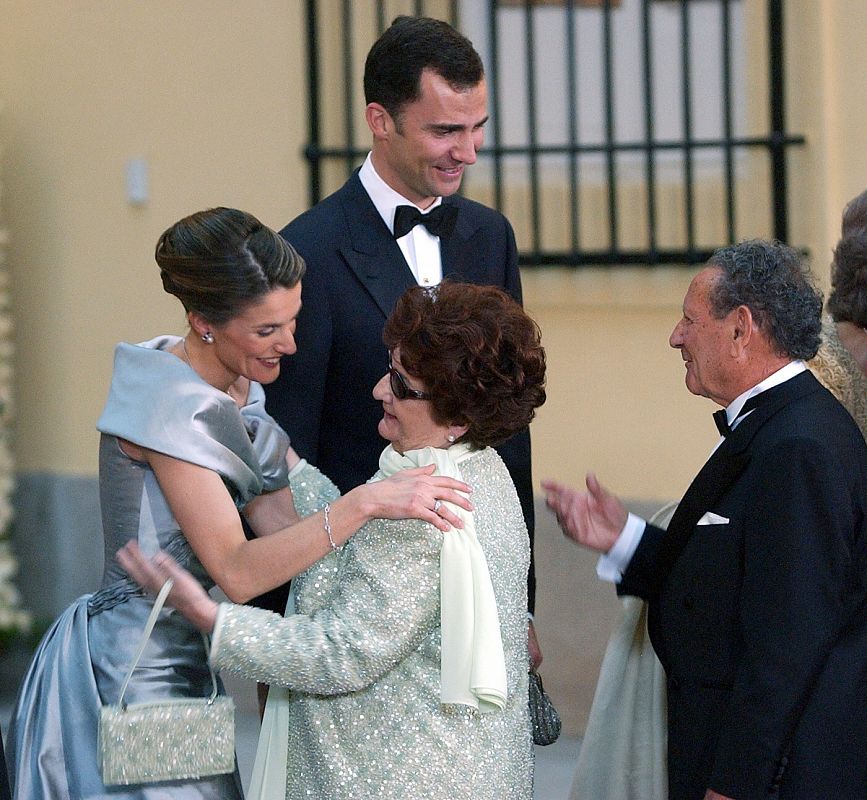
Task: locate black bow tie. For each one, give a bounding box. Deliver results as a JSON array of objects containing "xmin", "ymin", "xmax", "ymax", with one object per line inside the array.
[
  {"xmin": 712, "ymin": 409, "xmax": 734, "ymax": 437},
  {"xmin": 393, "ymin": 204, "xmax": 458, "ymax": 240},
  {"xmin": 712, "ymin": 391, "xmax": 770, "ymax": 437}
]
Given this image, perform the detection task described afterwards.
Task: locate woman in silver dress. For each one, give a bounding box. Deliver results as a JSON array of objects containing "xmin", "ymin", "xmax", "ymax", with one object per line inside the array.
[
  {"xmin": 120, "ymin": 281, "xmax": 547, "ymax": 800},
  {"xmin": 5, "ymin": 208, "xmax": 471, "ymax": 800}
]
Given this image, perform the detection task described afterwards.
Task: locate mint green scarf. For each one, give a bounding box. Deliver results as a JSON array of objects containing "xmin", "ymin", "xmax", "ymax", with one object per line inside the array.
[{"xmin": 372, "ymin": 443, "xmax": 507, "ymax": 713}]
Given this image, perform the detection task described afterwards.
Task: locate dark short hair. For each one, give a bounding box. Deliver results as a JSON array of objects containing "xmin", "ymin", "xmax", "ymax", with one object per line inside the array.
[
  {"xmin": 827, "ymin": 189, "xmax": 867, "ymax": 327},
  {"xmin": 706, "ymin": 239, "xmax": 823, "ymax": 360},
  {"xmin": 363, "ymin": 16, "xmax": 484, "ymax": 120},
  {"xmin": 383, "ymin": 281, "xmax": 546, "ymax": 448},
  {"xmin": 155, "ymin": 207, "xmax": 305, "ymax": 325}
]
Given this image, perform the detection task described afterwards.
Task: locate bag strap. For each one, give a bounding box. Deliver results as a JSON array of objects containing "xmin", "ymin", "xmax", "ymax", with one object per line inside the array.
[
  {"xmin": 529, "ymin": 668, "xmax": 545, "ymax": 692},
  {"xmin": 116, "ymin": 578, "xmax": 219, "ymax": 709}
]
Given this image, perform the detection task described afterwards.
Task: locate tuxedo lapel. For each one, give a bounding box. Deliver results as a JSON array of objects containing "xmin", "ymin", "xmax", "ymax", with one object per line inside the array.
[
  {"xmin": 657, "ymin": 370, "xmax": 823, "ymax": 578},
  {"xmin": 336, "ymin": 172, "xmax": 417, "ymax": 319},
  {"xmin": 440, "ymin": 198, "xmax": 489, "ymax": 284},
  {"xmin": 656, "ymin": 443, "xmax": 749, "ymax": 581}
]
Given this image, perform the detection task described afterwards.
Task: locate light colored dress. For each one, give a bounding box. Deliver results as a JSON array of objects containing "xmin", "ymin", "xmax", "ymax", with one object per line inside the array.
[
  {"xmin": 569, "ymin": 502, "xmax": 675, "ymax": 800},
  {"xmin": 212, "ymin": 447, "xmax": 534, "ymax": 800},
  {"xmin": 6, "ymin": 335, "xmax": 290, "ymax": 799},
  {"xmin": 809, "ymin": 314, "xmax": 867, "ymax": 440}
]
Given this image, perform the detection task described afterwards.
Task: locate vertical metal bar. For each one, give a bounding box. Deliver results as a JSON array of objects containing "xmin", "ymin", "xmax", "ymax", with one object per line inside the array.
[
  {"xmin": 448, "ymin": 0, "xmax": 459, "ymax": 27},
  {"xmin": 721, "ymin": 0, "xmax": 736, "ymax": 242},
  {"xmin": 768, "ymin": 0, "xmax": 788, "ymax": 242},
  {"xmin": 341, "ymin": 0, "xmax": 356, "ymax": 177},
  {"xmin": 601, "ymin": 0, "xmax": 618, "ymax": 253},
  {"xmin": 306, "ymin": 0, "xmax": 322, "ymax": 206},
  {"xmin": 414, "ymin": 0, "xmax": 424, "ymax": 17},
  {"xmin": 640, "ymin": 0, "xmax": 658, "ymax": 260},
  {"xmin": 488, "ymin": 0, "xmax": 504, "ymax": 211},
  {"xmin": 304, "ymin": 0, "xmax": 800, "ymax": 267},
  {"xmin": 565, "ymin": 0, "xmax": 581, "ymax": 251},
  {"xmin": 680, "ymin": 0, "xmax": 696, "ymax": 255},
  {"xmin": 524, "ymin": 1, "xmax": 542, "ymax": 253}
]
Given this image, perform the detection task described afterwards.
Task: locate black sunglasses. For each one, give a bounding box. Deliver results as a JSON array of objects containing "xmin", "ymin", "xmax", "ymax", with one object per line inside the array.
[{"xmin": 388, "ymin": 360, "xmax": 430, "ymax": 401}]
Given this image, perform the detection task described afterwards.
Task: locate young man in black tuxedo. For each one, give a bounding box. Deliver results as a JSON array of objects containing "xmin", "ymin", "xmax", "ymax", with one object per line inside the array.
[
  {"xmin": 545, "ymin": 240, "xmax": 867, "ymax": 800},
  {"xmin": 259, "ymin": 16, "xmax": 542, "ymax": 665}
]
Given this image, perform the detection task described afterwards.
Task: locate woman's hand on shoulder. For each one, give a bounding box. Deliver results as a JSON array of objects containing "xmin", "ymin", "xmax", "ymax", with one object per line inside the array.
[{"xmin": 358, "ymin": 465, "xmax": 473, "ymax": 532}]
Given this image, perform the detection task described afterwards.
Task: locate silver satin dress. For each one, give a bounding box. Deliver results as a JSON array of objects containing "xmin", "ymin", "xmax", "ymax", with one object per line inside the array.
[
  {"xmin": 213, "ymin": 449, "xmax": 534, "ymax": 799},
  {"xmin": 5, "ymin": 336, "xmax": 291, "ymax": 800}
]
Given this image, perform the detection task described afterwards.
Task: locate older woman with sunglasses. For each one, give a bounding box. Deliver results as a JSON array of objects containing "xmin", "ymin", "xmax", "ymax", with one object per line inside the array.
[{"xmin": 120, "ymin": 280, "xmax": 547, "ymax": 800}]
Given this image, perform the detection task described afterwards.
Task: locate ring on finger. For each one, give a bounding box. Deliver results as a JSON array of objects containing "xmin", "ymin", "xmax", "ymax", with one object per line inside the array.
[{"xmin": 433, "ymin": 499, "xmax": 442, "ymax": 514}]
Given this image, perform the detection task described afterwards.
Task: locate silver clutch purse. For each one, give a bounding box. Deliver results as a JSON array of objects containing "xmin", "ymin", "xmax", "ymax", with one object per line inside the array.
[
  {"xmin": 528, "ymin": 668, "xmax": 562, "ymax": 746},
  {"xmin": 98, "ymin": 579, "xmax": 236, "ymax": 786}
]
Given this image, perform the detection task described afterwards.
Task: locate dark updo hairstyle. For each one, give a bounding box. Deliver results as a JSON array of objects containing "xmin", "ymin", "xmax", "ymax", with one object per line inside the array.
[
  {"xmin": 827, "ymin": 189, "xmax": 867, "ymax": 328},
  {"xmin": 383, "ymin": 281, "xmax": 546, "ymax": 448},
  {"xmin": 155, "ymin": 207, "xmax": 305, "ymax": 325}
]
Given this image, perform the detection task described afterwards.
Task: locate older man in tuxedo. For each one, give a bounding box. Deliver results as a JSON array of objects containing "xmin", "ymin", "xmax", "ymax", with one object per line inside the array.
[
  {"xmin": 545, "ymin": 240, "xmax": 867, "ymax": 800},
  {"xmin": 260, "ymin": 16, "xmax": 542, "ymax": 663}
]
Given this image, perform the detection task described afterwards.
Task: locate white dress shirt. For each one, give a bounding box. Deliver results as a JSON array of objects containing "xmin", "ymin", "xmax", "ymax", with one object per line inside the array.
[
  {"xmin": 597, "ymin": 360, "xmax": 808, "ymax": 583},
  {"xmin": 358, "ymin": 153, "xmax": 443, "ymax": 287}
]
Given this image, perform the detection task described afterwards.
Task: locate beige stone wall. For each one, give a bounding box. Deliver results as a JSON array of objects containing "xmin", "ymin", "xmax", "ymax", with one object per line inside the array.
[{"xmin": 0, "ymin": 1, "xmax": 309, "ymax": 474}]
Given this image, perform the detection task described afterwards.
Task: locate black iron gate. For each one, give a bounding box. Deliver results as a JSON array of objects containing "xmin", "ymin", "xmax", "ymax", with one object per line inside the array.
[{"xmin": 302, "ymin": 0, "xmax": 804, "ymax": 267}]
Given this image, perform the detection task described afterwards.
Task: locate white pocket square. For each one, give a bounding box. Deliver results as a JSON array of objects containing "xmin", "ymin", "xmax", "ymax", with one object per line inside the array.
[{"xmin": 697, "ymin": 511, "xmax": 729, "ymax": 526}]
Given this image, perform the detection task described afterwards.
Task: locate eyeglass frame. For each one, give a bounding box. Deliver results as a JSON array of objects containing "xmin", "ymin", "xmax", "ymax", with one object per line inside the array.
[{"xmin": 388, "ymin": 358, "xmax": 430, "ymax": 401}]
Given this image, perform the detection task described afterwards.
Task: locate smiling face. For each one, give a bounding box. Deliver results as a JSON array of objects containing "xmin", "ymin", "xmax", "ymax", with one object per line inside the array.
[
  {"xmin": 372, "ymin": 347, "xmax": 456, "ymax": 454},
  {"xmin": 669, "ymin": 267, "xmax": 740, "ymax": 406},
  {"xmin": 205, "ymin": 283, "xmax": 302, "ymax": 388},
  {"xmin": 368, "ymin": 69, "xmax": 487, "ymax": 207}
]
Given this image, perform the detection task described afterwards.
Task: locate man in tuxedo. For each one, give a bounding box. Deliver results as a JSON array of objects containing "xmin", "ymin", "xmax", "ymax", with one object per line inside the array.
[
  {"xmin": 261, "ymin": 16, "xmax": 541, "ymax": 663},
  {"xmin": 544, "ymin": 240, "xmax": 867, "ymax": 800}
]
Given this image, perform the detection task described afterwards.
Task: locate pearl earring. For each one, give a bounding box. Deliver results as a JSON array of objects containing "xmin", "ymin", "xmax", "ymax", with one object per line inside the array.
[
  {"xmin": 201, "ymin": 332, "xmax": 214, "ymax": 344},
  {"xmin": 447, "ymin": 434, "xmax": 456, "ymax": 443}
]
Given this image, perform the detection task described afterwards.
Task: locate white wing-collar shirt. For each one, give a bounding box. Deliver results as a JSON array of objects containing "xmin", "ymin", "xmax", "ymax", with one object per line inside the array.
[
  {"xmin": 358, "ymin": 153, "xmax": 443, "ymax": 287},
  {"xmin": 597, "ymin": 360, "xmax": 807, "ymax": 582}
]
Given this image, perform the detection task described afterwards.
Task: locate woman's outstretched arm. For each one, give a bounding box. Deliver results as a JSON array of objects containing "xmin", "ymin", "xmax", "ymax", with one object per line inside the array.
[{"xmin": 146, "ymin": 450, "xmax": 472, "ymax": 602}]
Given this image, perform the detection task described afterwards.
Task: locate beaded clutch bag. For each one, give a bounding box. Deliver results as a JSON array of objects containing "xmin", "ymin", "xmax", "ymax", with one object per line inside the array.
[
  {"xmin": 98, "ymin": 579, "xmax": 236, "ymax": 786},
  {"xmin": 528, "ymin": 668, "xmax": 562, "ymax": 746}
]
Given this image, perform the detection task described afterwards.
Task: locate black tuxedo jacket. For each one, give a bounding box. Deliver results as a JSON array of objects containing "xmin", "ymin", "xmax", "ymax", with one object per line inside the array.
[
  {"xmin": 262, "ymin": 171, "xmax": 535, "ymax": 609},
  {"xmin": 621, "ymin": 371, "xmax": 867, "ymax": 800}
]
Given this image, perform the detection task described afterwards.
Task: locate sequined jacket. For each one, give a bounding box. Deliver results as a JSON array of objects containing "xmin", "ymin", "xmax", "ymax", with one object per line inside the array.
[
  {"xmin": 808, "ymin": 314, "xmax": 867, "ymax": 441},
  {"xmin": 211, "ymin": 447, "xmax": 533, "ymax": 799}
]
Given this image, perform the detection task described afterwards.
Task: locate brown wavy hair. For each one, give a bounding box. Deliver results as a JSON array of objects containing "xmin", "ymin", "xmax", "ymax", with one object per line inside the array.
[
  {"xmin": 383, "ymin": 281, "xmax": 546, "ymax": 448},
  {"xmin": 827, "ymin": 189, "xmax": 867, "ymax": 327}
]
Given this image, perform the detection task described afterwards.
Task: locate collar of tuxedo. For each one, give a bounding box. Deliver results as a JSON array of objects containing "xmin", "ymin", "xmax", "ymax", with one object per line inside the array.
[
  {"xmin": 715, "ymin": 370, "xmax": 819, "ymax": 456},
  {"xmin": 653, "ymin": 370, "xmax": 821, "ymax": 580}
]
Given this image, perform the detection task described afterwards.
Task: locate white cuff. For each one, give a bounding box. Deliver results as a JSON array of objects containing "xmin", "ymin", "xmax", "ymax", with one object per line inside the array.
[
  {"xmin": 208, "ymin": 602, "xmax": 232, "ymax": 664},
  {"xmin": 287, "ymin": 457, "xmax": 309, "ymax": 479},
  {"xmin": 596, "ymin": 512, "xmax": 647, "ymax": 583}
]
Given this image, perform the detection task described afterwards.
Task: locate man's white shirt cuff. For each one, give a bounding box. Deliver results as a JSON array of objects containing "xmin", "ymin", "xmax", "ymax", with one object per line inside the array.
[{"xmin": 596, "ymin": 512, "xmax": 647, "ymax": 583}]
